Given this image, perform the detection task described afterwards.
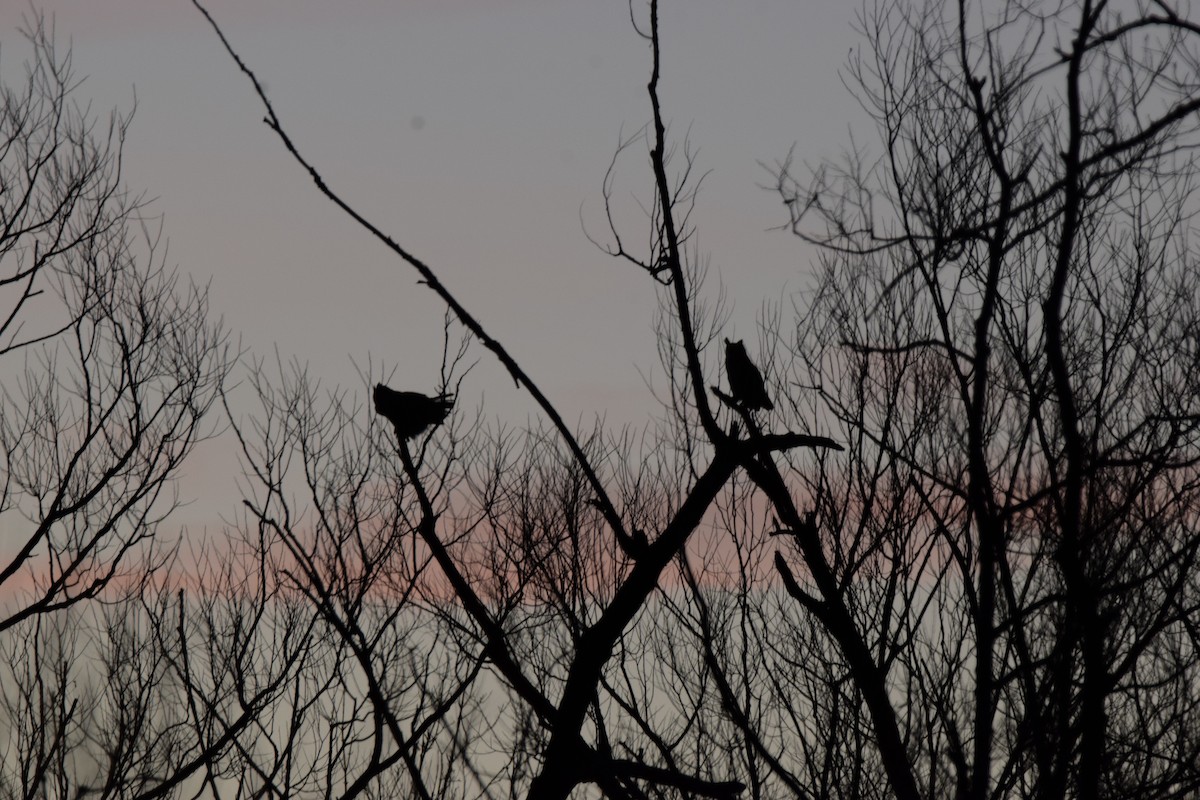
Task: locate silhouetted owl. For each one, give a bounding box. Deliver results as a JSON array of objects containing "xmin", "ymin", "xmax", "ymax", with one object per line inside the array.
[
  {"xmin": 373, "ymin": 384, "xmax": 454, "ymax": 441},
  {"xmin": 724, "ymin": 339, "xmax": 773, "ymax": 411}
]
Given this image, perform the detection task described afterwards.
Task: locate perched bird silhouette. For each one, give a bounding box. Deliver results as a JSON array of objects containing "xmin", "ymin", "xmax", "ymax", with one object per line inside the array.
[
  {"xmin": 373, "ymin": 384, "xmax": 454, "ymax": 442},
  {"xmin": 724, "ymin": 339, "xmax": 773, "ymax": 410}
]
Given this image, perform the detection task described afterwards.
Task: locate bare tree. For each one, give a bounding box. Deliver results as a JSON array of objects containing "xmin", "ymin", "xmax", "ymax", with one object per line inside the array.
[
  {"xmin": 766, "ymin": 1, "xmax": 1200, "ymax": 799},
  {"xmin": 0, "ymin": 13, "xmax": 229, "ymax": 630},
  {"xmin": 0, "ymin": 14, "xmax": 231, "ymax": 798},
  {"xmin": 188, "ymin": 0, "xmax": 846, "ymax": 796},
  {"xmin": 71, "ymin": 0, "xmax": 1200, "ymax": 798}
]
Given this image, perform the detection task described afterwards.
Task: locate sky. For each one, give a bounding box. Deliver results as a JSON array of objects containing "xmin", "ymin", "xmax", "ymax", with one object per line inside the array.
[{"xmin": 0, "ymin": 1, "xmax": 864, "ymax": 527}]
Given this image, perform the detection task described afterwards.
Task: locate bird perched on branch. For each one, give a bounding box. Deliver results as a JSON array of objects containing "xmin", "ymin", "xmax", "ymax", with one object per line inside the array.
[
  {"xmin": 724, "ymin": 339, "xmax": 773, "ymax": 411},
  {"xmin": 373, "ymin": 384, "xmax": 454, "ymax": 442}
]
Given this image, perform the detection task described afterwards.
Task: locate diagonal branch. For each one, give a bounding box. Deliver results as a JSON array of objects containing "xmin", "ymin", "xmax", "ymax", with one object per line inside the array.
[{"xmin": 190, "ymin": 0, "xmax": 633, "ymax": 554}]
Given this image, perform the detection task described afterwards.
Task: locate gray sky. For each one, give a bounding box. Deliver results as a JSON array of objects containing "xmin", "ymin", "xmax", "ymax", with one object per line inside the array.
[{"xmin": 0, "ymin": 1, "xmax": 864, "ymax": 524}]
